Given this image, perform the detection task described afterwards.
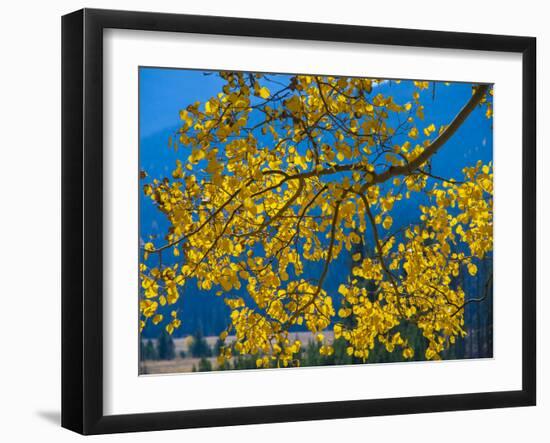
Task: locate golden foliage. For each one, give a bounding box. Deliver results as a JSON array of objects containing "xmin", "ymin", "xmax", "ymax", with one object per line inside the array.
[{"xmin": 139, "ymin": 72, "xmax": 493, "ymax": 367}]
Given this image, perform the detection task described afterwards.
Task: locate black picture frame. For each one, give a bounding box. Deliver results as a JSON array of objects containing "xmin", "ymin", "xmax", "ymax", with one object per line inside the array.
[{"xmin": 62, "ymin": 8, "xmax": 536, "ymax": 435}]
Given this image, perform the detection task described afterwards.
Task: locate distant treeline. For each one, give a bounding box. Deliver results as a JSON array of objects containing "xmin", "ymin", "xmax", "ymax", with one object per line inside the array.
[{"xmin": 140, "ymin": 330, "xmax": 221, "ymax": 361}]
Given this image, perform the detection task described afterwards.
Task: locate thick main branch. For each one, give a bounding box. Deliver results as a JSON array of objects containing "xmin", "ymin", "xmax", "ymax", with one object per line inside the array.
[{"xmin": 372, "ymin": 84, "xmax": 490, "ymax": 183}]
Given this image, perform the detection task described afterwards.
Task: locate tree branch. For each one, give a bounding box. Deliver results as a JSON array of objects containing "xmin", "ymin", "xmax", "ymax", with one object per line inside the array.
[{"xmin": 372, "ymin": 84, "xmax": 489, "ymax": 184}]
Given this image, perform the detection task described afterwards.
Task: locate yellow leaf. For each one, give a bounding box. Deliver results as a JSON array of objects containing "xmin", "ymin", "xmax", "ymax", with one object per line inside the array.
[
  {"xmin": 338, "ymin": 307, "xmax": 351, "ymax": 318},
  {"xmin": 220, "ymin": 277, "xmax": 232, "ymax": 291},
  {"xmin": 258, "ymin": 86, "xmax": 270, "ymax": 99},
  {"xmin": 140, "ymin": 300, "xmax": 158, "ymax": 318},
  {"xmin": 403, "ymin": 347, "xmax": 414, "ymax": 359},
  {"xmin": 423, "ymin": 123, "xmax": 436, "ymax": 136},
  {"xmin": 285, "ymin": 95, "xmax": 302, "ymax": 114},
  {"xmin": 243, "ymin": 197, "xmax": 257, "ymax": 216}
]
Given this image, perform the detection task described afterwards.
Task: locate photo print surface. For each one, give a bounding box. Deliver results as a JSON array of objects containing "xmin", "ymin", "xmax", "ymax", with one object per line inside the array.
[{"xmin": 138, "ymin": 68, "xmax": 493, "ymax": 375}]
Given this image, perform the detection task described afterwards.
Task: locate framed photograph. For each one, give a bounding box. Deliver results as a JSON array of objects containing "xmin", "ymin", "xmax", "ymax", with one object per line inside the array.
[{"xmin": 62, "ymin": 8, "xmax": 536, "ymax": 435}]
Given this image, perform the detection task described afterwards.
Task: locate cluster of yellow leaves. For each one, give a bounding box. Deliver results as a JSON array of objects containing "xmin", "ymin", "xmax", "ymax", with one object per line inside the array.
[
  {"xmin": 139, "ymin": 261, "xmax": 184, "ymax": 334},
  {"xmin": 139, "ymin": 71, "xmax": 493, "ymax": 365},
  {"xmin": 335, "ymin": 162, "xmax": 492, "ymax": 360}
]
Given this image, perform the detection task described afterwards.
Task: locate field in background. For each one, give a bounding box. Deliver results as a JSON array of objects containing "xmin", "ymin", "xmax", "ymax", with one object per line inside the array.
[{"xmin": 140, "ymin": 332, "xmax": 333, "ymax": 374}]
